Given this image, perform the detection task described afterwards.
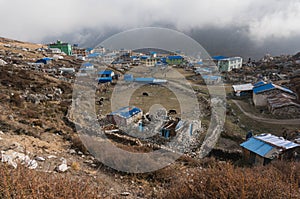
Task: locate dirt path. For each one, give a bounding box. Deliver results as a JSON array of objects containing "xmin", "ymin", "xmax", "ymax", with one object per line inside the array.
[{"xmin": 232, "ymin": 100, "xmax": 300, "ymax": 125}]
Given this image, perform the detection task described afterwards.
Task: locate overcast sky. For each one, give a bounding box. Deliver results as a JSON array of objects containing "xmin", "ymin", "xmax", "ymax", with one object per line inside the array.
[{"xmin": 1, "ymin": 0, "xmax": 300, "ymax": 58}]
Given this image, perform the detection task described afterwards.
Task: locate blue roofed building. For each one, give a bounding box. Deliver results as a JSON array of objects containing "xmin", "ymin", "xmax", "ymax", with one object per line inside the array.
[
  {"xmin": 253, "ymin": 83, "xmax": 296, "ymax": 107},
  {"xmin": 212, "ymin": 56, "xmax": 243, "ymax": 72},
  {"xmin": 202, "ymin": 75, "xmax": 222, "ymax": 85},
  {"xmin": 212, "ymin": 56, "xmax": 229, "ymax": 61},
  {"xmin": 98, "ymin": 70, "xmax": 115, "ymax": 77},
  {"xmin": 87, "ymin": 53, "xmax": 101, "ymax": 58},
  {"xmin": 140, "ymin": 55, "xmax": 160, "ymax": 67},
  {"xmin": 241, "ymin": 134, "xmax": 300, "ymax": 165},
  {"xmin": 36, "ymin": 57, "xmax": 53, "ymax": 64},
  {"xmin": 97, "ymin": 70, "xmax": 115, "ymax": 83},
  {"xmin": 107, "ymin": 106, "xmax": 143, "ymax": 126},
  {"xmin": 123, "ymin": 74, "xmax": 167, "ymax": 84},
  {"xmin": 82, "ymin": 62, "xmax": 94, "ymax": 69},
  {"xmin": 253, "ymin": 81, "xmax": 266, "ymax": 88},
  {"xmin": 166, "ymin": 55, "xmax": 184, "ymax": 65}
]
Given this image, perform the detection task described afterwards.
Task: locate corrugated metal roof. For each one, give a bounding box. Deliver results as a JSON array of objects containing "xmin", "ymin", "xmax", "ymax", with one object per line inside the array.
[
  {"xmin": 97, "ymin": 77, "xmax": 112, "ymax": 82},
  {"xmin": 212, "ymin": 56, "xmax": 228, "ymax": 60},
  {"xmin": 134, "ymin": 77, "xmax": 155, "ymax": 83},
  {"xmin": 202, "ymin": 75, "xmax": 221, "ymax": 80},
  {"xmin": 140, "ymin": 56, "xmax": 150, "ymax": 60},
  {"xmin": 79, "ymin": 68, "xmax": 94, "ymax": 71},
  {"xmin": 167, "ymin": 56, "xmax": 183, "ymax": 60},
  {"xmin": 98, "ymin": 70, "xmax": 113, "ymax": 75},
  {"xmin": 87, "ymin": 53, "xmax": 101, "ymax": 58},
  {"xmin": 240, "ymin": 137, "xmax": 275, "ymax": 157},
  {"xmin": 253, "ymin": 81, "xmax": 266, "ymax": 88},
  {"xmin": 110, "ymin": 106, "xmax": 142, "ymax": 119},
  {"xmin": 267, "ymin": 93, "xmax": 299, "ymax": 109},
  {"xmin": 273, "ymin": 84, "xmax": 294, "ymax": 94},
  {"xmin": 253, "ymin": 83, "xmax": 294, "ymax": 95},
  {"xmin": 255, "ymin": 134, "xmax": 300, "ymax": 150},
  {"xmin": 232, "ymin": 83, "xmax": 254, "ymax": 92},
  {"xmin": 82, "ymin": 62, "xmax": 93, "ymax": 67}
]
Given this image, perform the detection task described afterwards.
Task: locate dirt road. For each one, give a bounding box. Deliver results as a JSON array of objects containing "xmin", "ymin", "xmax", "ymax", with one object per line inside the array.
[{"xmin": 232, "ymin": 100, "xmax": 300, "ymax": 125}]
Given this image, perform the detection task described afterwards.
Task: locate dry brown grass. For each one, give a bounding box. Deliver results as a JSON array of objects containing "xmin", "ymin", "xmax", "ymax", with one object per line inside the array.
[
  {"xmin": 0, "ymin": 163, "xmax": 104, "ymax": 199},
  {"xmin": 162, "ymin": 160, "xmax": 300, "ymax": 199}
]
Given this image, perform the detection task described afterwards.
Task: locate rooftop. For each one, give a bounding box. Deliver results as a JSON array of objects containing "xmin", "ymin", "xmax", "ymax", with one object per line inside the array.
[
  {"xmin": 212, "ymin": 56, "xmax": 229, "ymax": 60},
  {"xmin": 82, "ymin": 62, "xmax": 93, "ymax": 67},
  {"xmin": 267, "ymin": 93, "xmax": 299, "ymax": 109},
  {"xmin": 167, "ymin": 55, "xmax": 183, "ymax": 60},
  {"xmin": 255, "ymin": 134, "xmax": 300, "ymax": 150},
  {"xmin": 253, "ymin": 81, "xmax": 266, "ymax": 88},
  {"xmin": 253, "ymin": 83, "xmax": 294, "ymax": 95},
  {"xmin": 109, "ymin": 106, "xmax": 142, "ymax": 119},
  {"xmin": 98, "ymin": 70, "xmax": 114, "ymax": 75},
  {"xmin": 240, "ymin": 137, "xmax": 276, "ymax": 158},
  {"xmin": 202, "ymin": 75, "xmax": 221, "ymax": 80},
  {"xmin": 232, "ymin": 83, "xmax": 254, "ymax": 92}
]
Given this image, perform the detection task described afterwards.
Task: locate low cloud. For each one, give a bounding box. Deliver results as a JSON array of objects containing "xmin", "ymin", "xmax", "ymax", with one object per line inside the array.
[{"xmin": 1, "ymin": 0, "xmax": 300, "ymax": 58}]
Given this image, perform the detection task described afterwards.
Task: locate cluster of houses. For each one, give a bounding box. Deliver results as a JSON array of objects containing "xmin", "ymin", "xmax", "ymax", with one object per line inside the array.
[
  {"xmin": 105, "ymin": 106, "xmax": 199, "ymax": 139},
  {"xmin": 233, "ymin": 81, "xmax": 300, "ymax": 117}
]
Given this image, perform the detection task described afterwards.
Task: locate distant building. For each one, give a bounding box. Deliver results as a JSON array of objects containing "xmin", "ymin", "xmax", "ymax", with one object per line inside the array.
[
  {"xmin": 97, "ymin": 70, "xmax": 115, "ymax": 83},
  {"xmin": 72, "ymin": 45, "xmax": 87, "ymax": 57},
  {"xmin": 36, "ymin": 57, "xmax": 52, "ymax": 65},
  {"xmin": 232, "ymin": 83, "xmax": 254, "ymax": 97},
  {"xmin": 93, "ymin": 46, "xmax": 106, "ymax": 54},
  {"xmin": 48, "ymin": 48, "xmax": 62, "ymax": 54},
  {"xmin": 103, "ymin": 52, "xmax": 118, "ymax": 64},
  {"xmin": 87, "ymin": 53, "xmax": 101, "ymax": 58},
  {"xmin": 124, "ymin": 74, "xmax": 168, "ymax": 84},
  {"xmin": 240, "ymin": 134, "xmax": 300, "ymax": 165},
  {"xmin": 202, "ymin": 75, "xmax": 222, "ymax": 85},
  {"xmin": 82, "ymin": 62, "xmax": 94, "ymax": 69},
  {"xmin": 140, "ymin": 56, "xmax": 159, "ymax": 67},
  {"xmin": 253, "ymin": 83, "xmax": 296, "ymax": 107},
  {"xmin": 213, "ymin": 56, "xmax": 243, "ymax": 72},
  {"xmin": 107, "ymin": 106, "xmax": 143, "ymax": 126},
  {"xmin": 49, "ymin": 40, "xmax": 72, "ymax": 56},
  {"xmin": 78, "ymin": 62, "xmax": 95, "ymax": 76},
  {"xmin": 166, "ymin": 55, "xmax": 184, "ymax": 65},
  {"xmin": 86, "ymin": 48, "xmax": 94, "ymax": 54},
  {"xmin": 160, "ymin": 119, "xmax": 180, "ymax": 138},
  {"xmin": 267, "ymin": 93, "xmax": 300, "ymax": 117},
  {"xmin": 58, "ymin": 67, "xmax": 75, "ymax": 75}
]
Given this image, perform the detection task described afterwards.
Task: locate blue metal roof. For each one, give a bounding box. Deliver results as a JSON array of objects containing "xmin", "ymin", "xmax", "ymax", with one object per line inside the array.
[
  {"xmin": 97, "ymin": 77, "xmax": 112, "ymax": 83},
  {"xmin": 140, "ymin": 56, "xmax": 150, "ymax": 60},
  {"xmin": 79, "ymin": 68, "xmax": 94, "ymax": 71},
  {"xmin": 202, "ymin": 75, "xmax": 221, "ymax": 80},
  {"xmin": 42, "ymin": 57, "xmax": 53, "ymax": 61},
  {"xmin": 134, "ymin": 77, "xmax": 155, "ymax": 83},
  {"xmin": 253, "ymin": 83, "xmax": 294, "ymax": 95},
  {"xmin": 253, "ymin": 81, "xmax": 266, "ymax": 88},
  {"xmin": 167, "ymin": 55, "xmax": 183, "ymax": 60},
  {"xmin": 82, "ymin": 62, "xmax": 93, "ymax": 67},
  {"xmin": 87, "ymin": 53, "xmax": 101, "ymax": 58},
  {"xmin": 212, "ymin": 56, "xmax": 229, "ymax": 60},
  {"xmin": 110, "ymin": 106, "xmax": 142, "ymax": 119},
  {"xmin": 98, "ymin": 70, "xmax": 113, "ymax": 75},
  {"xmin": 124, "ymin": 74, "xmax": 134, "ymax": 81},
  {"xmin": 161, "ymin": 57, "xmax": 167, "ymax": 63},
  {"xmin": 240, "ymin": 137, "xmax": 275, "ymax": 157}
]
